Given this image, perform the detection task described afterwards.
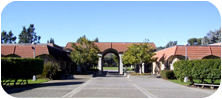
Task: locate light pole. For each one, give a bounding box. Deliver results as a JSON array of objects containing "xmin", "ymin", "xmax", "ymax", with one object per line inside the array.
[
  {"xmin": 32, "ymin": 42, "xmax": 37, "ymax": 81},
  {"xmin": 184, "ymin": 43, "xmax": 188, "ymax": 82},
  {"xmin": 185, "ymin": 43, "xmax": 188, "ymax": 60},
  {"xmin": 32, "ymin": 42, "xmax": 36, "ymax": 58}
]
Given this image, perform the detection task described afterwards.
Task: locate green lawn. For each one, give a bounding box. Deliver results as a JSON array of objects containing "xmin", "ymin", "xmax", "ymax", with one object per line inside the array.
[
  {"xmin": 168, "ymin": 79, "xmax": 221, "ymax": 86},
  {"xmin": 103, "ymin": 67, "xmax": 134, "ymax": 70},
  {"xmin": 103, "ymin": 67, "xmax": 118, "ymax": 70},
  {"xmin": 25, "ymin": 79, "xmax": 50, "ymax": 84},
  {"xmin": 2, "ymin": 78, "xmax": 50, "ymax": 86}
]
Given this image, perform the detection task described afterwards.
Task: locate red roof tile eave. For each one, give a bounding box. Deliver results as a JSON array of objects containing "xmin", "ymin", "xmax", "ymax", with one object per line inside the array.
[
  {"xmin": 153, "ymin": 45, "xmax": 221, "ymax": 62},
  {"xmin": 1, "ymin": 44, "xmax": 50, "ymax": 57}
]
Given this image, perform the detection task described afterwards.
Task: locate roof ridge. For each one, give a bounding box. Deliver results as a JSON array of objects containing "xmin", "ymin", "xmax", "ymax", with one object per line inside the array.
[
  {"xmin": 46, "ymin": 45, "xmax": 50, "ymax": 55},
  {"xmin": 13, "ymin": 45, "xmax": 16, "ymax": 54},
  {"xmin": 174, "ymin": 46, "xmax": 178, "ymax": 55},
  {"xmin": 208, "ymin": 46, "xmax": 212, "ymax": 55}
]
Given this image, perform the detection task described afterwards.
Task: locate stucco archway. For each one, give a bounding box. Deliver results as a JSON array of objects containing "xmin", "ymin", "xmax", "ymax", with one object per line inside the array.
[{"xmin": 97, "ymin": 48, "xmax": 123, "ymax": 75}]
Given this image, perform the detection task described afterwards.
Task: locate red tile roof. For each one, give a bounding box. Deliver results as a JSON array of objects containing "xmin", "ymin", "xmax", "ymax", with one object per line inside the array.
[
  {"xmin": 154, "ymin": 46, "xmax": 177, "ymax": 61},
  {"xmin": 1, "ymin": 44, "xmax": 49, "ymax": 58},
  {"xmin": 154, "ymin": 45, "xmax": 221, "ymax": 61},
  {"xmin": 65, "ymin": 42, "xmax": 156, "ymax": 52},
  {"xmin": 1, "ymin": 43, "xmax": 70, "ymax": 61},
  {"xmin": 1, "ymin": 45, "xmax": 15, "ymax": 56}
]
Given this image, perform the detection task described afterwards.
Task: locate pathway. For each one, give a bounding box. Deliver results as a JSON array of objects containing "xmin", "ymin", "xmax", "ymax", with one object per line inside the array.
[
  {"xmin": 7, "ymin": 78, "xmax": 89, "ymax": 98},
  {"xmin": 128, "ymin": 76, "xmax": 217, "ymax": 98},
  {"xmin": 6, "ymin": 70, "xmax": 218, "ymax": 98},
  {"xmin": 64, "ymin": 71, "xmax": 148, "ymax": 98}
]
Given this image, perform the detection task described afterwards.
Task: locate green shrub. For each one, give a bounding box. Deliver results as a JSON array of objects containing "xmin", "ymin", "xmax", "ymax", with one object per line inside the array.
[
  {"xmin": 42, "ymin": 62, "xmax": 61, "ymax": 79},
  {"xmin": 160, "ymin": 70, "xmax": 176, "ymax": 79},
  {"xmin": 173, "ymin": 59, "xmax": 221, "ymax": 84},
  {"xmin": 1, "ymin": 58, "xmax": 44, "ymax": 78},
  {"xmin": 1, "ymin": 58, "xmax": 44, "ymax": 86}
]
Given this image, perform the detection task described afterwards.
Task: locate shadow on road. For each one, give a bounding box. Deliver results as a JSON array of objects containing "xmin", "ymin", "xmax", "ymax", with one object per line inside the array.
[
  {"xmin": 4, "ymin": 80, "xmax": 84, "ymax": 94},
  {"xmin": 96, "ymin": 70, "xmax": 124, "ymax": 77}
]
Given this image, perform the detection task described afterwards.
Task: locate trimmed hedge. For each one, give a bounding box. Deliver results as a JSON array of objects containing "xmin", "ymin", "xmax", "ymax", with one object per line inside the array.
[
  {"xmin": 160, "ymin": 70, "xmax": 176, "ymax": 79},
  {"xmin": 173, "ymin": 59, "xmax": 221, "ymax": 84},
  {"xmin": 1, "ymin": 58, "xmax": 44, "ymax": 86}
]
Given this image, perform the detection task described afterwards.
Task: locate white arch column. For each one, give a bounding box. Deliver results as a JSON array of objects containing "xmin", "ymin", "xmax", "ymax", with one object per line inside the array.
[
  {"xmin": 119, "ymin": 54, "xmax": 123, "ymax": 74},
  {"xmin": 97, "ymin": 54, "xmax": 103, "ymax": 75}
]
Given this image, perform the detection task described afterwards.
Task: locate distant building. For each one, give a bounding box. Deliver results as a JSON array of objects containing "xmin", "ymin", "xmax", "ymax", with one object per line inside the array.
[
  {"xmin": 152, "ymin": 44, "xmax": 221, "ymax": 74},
  {"xmin": 1, "ymin": 43, "xmax": 75, "ymax": 74}
]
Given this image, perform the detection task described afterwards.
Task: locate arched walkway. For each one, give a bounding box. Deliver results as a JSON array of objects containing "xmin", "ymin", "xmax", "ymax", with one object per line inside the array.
[{"xmin": 97, "ymin": 48, "xmax": 124, "ymax": 75}]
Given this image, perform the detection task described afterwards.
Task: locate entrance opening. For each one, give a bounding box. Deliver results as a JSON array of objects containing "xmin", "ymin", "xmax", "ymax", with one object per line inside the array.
[
  {"xmin": 103, "ymin": 53, "xmax": 119, "ymax": 72},
  {"xmin": 101, "ymin": 48, "xmax": 120, "ymax": 73}
]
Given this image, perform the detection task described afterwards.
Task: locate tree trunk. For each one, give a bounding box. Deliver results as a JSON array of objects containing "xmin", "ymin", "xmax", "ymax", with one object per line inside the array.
[
  {"xmin": 200, "ymin": 77, "xmax": 204, "ymax": 83},
  {"xmin": 26, "ymin": 78, "xmax": 28, "ymax": 85},
  {"xmin": 211, "ymin": 78, "xmax": 215, "ymax": 84},
  {"xmin": 14, "ymin": 78, "xmax": 18, "ymax": 86},
  {"xmin": 188, "ymin": 76, "xmax": 194, "ymax": 85}
]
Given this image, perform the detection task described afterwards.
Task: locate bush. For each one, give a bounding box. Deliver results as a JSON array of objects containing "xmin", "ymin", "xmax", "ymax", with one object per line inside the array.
[
  {"xmin": 1, "ymin": 58, "xmax": 44, "ymax": 78},
  {"xmin": 160, "ymin": 70, "xmax": 176, "ymax": 79},
  {"xmin": 173, "ymin": 59, "xmax": 221, "ymax": 84},
  {"xmin": 42, "ymin": 62, "xmax": 61, "ymax": 79},
  {"xmin": 1, "ymin": 58, "xmax": 44, "ymax": 86}
]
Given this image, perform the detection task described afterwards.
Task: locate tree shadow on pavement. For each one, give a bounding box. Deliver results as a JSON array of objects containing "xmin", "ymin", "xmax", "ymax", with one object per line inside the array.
[{"xmin": 4, "ymin": 81, "xmax": 84, "ymax": 94}]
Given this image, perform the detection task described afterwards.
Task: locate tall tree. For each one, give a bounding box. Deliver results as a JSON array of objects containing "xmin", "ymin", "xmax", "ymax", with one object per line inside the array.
[
  {"xmin": 70, "ymin": 35, "xmax": 100, "ymax": 71},
  {"xmin": 94, "ymin": 37, "xmax": 99, "ymax": 42},
  {"xmin": 202, "ymin": 36, "xmax": 210, "ymax": 45},
  {"xmin": 47, "ymin": 38, "xmax": 55, "ymax": 44},
  {"xmin": 188, "ymin": 38, "xmax": 202, "ymax": 45},
  {"xmin": 18, "ymin": 24, "xmax": 41, "ymax": 43},
  {"xmin": 187, "ymin": 28, "xmax": 221, "ymax": 45},
  {"xmin": 143, "ymin": 38, "xmax": 149, "ymax": 43},
  {"xmin": 206, "ymin": 29, "xmax": 221, "ymax": 44},
  {"xmin": 1, "ymin": 30, "xmax": 16, "ymax": 43},
  {"xmin": 188, "ymin": 38, "xmax": 197, "ymax": 45},
  {"xmin": 165, "ymin": 41, "xmax": 177, "ymax": 48},
  {"xmin": 156, "ymin": 46, "xmax": 165, "ymax": 51},
  {"xmin": 196, "ymin": 38, "xmax": 202, "ymax": 45},
  {"xmin": 7, "ymin": 31, "xmax": 17, "ymax": 43},
  {"xmin": 1, "ymin": 31, "xmax": 7, "ymax": 43},
  {"xmin": 122, "ymin": 43, "xmax": 156, "ymax": 73}
]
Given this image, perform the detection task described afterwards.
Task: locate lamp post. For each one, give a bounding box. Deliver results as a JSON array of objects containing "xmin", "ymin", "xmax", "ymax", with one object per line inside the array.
[
  {"xmin": 185, "ymin": 43, "xmax": 188, "ymax": 60},
  {"xmin": 184, "ymin": 43, "xmax": 188, "ymax": 82},
  {"xmin": 32, "ymin": 42, "xmax": 36, "ymax": 81},
  {"xmin": 32, "ymin": 42, "xmax": 36, "ymax": 58}
]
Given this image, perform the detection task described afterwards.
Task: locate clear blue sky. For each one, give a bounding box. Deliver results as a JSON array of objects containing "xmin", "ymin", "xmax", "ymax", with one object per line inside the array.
[{"xmin": 1, "ymin": 1, "xmax": 221, "ymax": 47}]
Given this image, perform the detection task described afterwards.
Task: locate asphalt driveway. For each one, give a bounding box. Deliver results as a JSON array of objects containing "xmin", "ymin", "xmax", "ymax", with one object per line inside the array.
[{"xmin": 5, "ymin": 71, "xmax": 218, "ymax": 98}]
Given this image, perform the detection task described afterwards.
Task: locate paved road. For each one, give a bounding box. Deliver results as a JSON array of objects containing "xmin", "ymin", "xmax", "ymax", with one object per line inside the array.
[
  {"xmin": 6, "ymin": 70, "xmax": 217, "ymax": 98},
  {"xmin": 7, "ymin": 78, "xmax": 89, "ymax": 98},
  {"xmin": 128, "ymin": 76, "xmax": 217, "ymax": 98}
]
